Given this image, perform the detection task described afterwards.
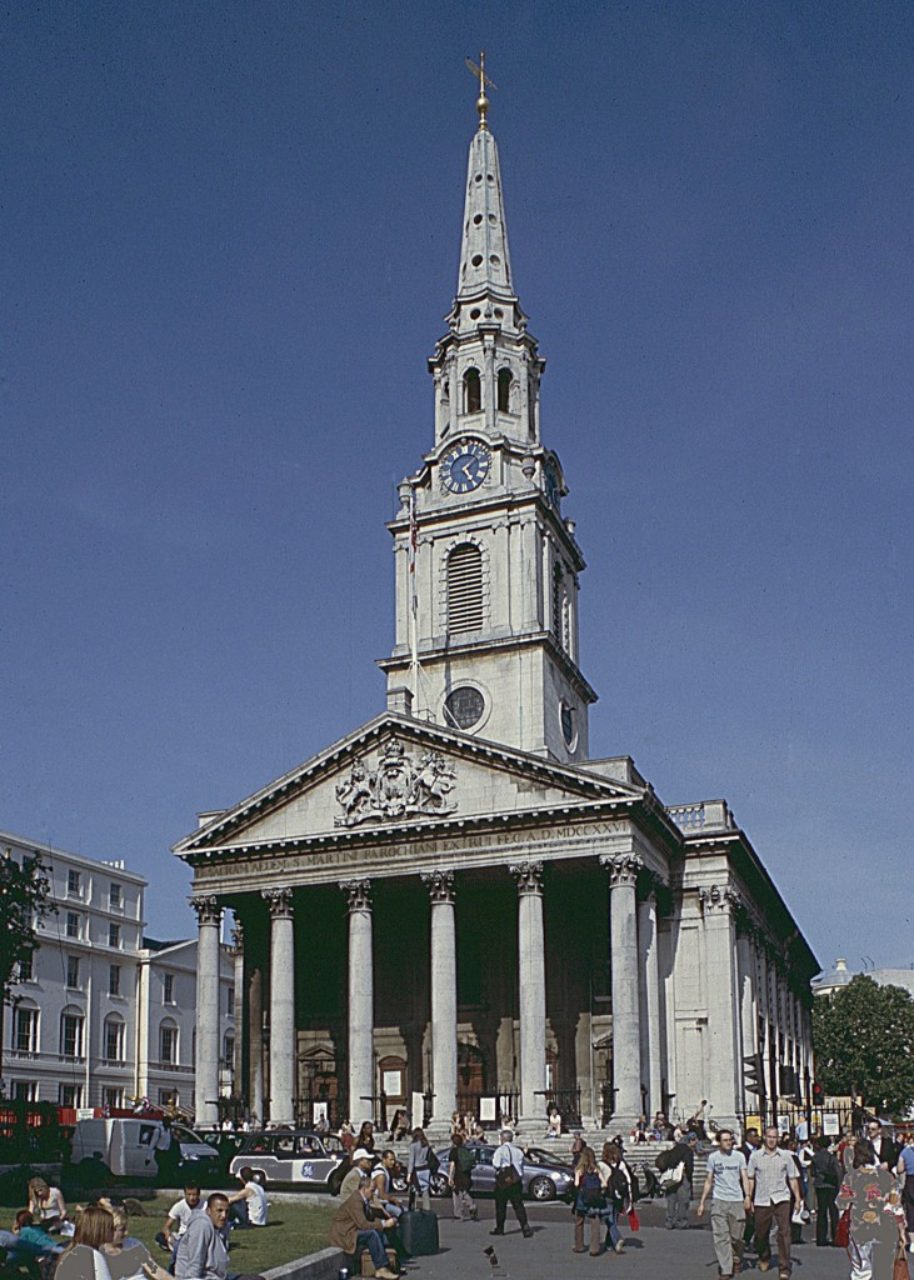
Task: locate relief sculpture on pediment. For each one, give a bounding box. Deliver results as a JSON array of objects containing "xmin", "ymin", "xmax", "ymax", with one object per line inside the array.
[{"xmin": 335, "ymin": 741, "xmax": 457, "ymax": 827}]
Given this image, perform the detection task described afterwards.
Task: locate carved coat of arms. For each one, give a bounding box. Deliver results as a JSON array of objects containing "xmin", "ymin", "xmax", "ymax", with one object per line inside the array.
[{"xmin": 335, "ymin": 741, "xmax": 457, "ymax": 827}]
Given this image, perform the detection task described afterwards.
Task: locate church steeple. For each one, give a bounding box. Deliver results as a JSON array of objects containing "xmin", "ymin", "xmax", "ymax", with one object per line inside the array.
[{"xmin": 381, "ymin": 61, "xmax": 597, "ymax": 763}]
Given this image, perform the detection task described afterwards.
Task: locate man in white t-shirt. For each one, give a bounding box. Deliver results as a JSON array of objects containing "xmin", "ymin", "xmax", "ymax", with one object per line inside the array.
[
  {"xmin": 155, "ymin": 1183, "xmax": 203, "ymax": 1257},
  {"xmin": 228, "ymin": 1167, "xmax": 269, "ymax": 1227},
  {"xmin": 697, "ymin": 1129, "xmax": 751, "ymax": 1280}
]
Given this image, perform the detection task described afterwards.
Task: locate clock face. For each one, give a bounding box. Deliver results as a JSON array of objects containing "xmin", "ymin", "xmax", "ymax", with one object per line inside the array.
[{"xmin": 441, "ymin": 439, "xmax": 491, "ymax": 494}]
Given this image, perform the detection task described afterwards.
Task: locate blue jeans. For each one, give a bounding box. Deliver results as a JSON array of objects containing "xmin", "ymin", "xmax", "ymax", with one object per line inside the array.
[
  {"xmin": 356, "ymin": 1229, "xmax": 387, "ymax": 1269},
  {"xmin": 603, "ymin": 1205, "xmax": 622, "ymax": 1248}
]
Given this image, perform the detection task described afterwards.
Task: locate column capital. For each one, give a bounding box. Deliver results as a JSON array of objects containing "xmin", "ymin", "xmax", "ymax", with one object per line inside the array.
[
  {"xmin": 262, "ymin": 886, "xmax": 294, "ymax": 919},
  {"xmin": 510, "ymin": 860, "xmax": 543, "ymax": 895},
  {"xmin": 600, "ymin": 853, "xmax": 642, "ymax": 888},
  {"xmin": 421, "ymin": 869, "xmax": 455, "ymax": 904},
  {"xmin": 191, "ymin": 895, "xmax": 222, "ymax": 926},
  {"xmin": 340, "ymin": 878, "xmax": 372, "ymax": 912},
  {"xmin": 697, "ymin": 883, "xmax": 740, "ymax": 915}
]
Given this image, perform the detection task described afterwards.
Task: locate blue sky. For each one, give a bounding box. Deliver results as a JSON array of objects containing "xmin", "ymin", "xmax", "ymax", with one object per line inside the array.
[{"xmin": 3, "ymin": 1, "xmax": 912, "ymax": 969}]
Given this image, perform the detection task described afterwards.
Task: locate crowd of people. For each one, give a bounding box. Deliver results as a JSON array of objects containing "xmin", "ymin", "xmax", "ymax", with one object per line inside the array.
[{"xmin": 0, "ymin": 1173, "xmax": 270, "ymax": 1280}]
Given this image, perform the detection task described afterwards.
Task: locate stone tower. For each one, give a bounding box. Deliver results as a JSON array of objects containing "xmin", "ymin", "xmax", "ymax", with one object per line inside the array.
[{"xmin": 380, "ymin": 69, "xmax": 596, "ymax": 761}]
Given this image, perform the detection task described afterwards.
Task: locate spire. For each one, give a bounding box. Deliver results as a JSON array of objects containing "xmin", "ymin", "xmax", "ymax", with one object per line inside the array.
[{"xmin": 455, "ymin": 53, "xmax": 515, "ymax": 314}]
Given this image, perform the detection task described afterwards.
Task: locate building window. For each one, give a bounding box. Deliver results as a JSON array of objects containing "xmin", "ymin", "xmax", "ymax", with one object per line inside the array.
[
  {"xmin": 497, "ymin": 367, "xmax": 512, "ymax": 413},
  {"xmin": 60, "ymin": 1011, "xmax": 84, "ymax": 1059},
  {"xmin": 163, "ymin": 974, "xmax": 174, "ymax": 1004},
  {"xmin": 66, "ymin": 912, "xmax": 80, "ymax": 940},
  {"xmin": 446, "ymin": 543, "xmax": 484, "ymax": 635},
  {"xmin": 227, "ymin": 985, "xmax": 235, "ymax": 1016},
  {"xmin": 14, "ymin": 1006, "xmax": 38, "ymax": 1053},
  {"xmin": 16, "ymin": 951, "xmax": 34, "ymax": 982},
  {"xmin": 158, "ymin": 1089, "xmax": 177, "ymax": 1107},
  {"xmin": 444, "ymin": 686, "xmax": 485, "ymax": 730},
  {"xmin": 13, "ymin": 1081, "xmax": 37, "ymax": 1102},
  {"xmin": 102, "ymin": 1087, "xmax": 124, "ymax": 1108},
  {"xmin": 160, "ymin": 1022, "xmax": 178, "ymax": 1065},
  {"xmin": 109, "ymin": 965, "xmax": 121, "ymax": 996},
  {"xmin": 67, "ymin": 869, "xmax": 81, "ymax": 897},
  {"xmin": 59, "ymin": 1084, "xmax": 83, "ymax": 1107},
  {"xmin": 463, "ymin": 367, "xmax": 481, "ymax": 414},
  {"xmin": 104, "ymin": 1016, "xmax": 125, "ymax": 1063},
  {"xmin": 108, "ymin": 922, "xmax": 121, "ymax": 949},
  {"xmin": 223, "ymin": 1033, "xmax": 235, "ymax": 1067},
  {"xmin": 109, "ymin": 883, "xmax": 122, "ymax": 910},
  {"xmin": 66, "ymin": 955, "xmax": 80, "ymax": 989}
]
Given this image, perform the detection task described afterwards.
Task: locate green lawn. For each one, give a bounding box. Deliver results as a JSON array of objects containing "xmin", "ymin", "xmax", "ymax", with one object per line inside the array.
[{"xmin": 0, "ymin": 1197, "xmax": 337, "ymax": 1275}]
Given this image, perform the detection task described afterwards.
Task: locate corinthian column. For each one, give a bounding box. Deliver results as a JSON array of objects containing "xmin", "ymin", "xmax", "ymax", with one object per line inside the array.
[
  {"xmin": 262, "ymin": 887, "xmax": 296, "ymax": 1125},
  {"xmin": 637, "ymin": 885, "xmax": 662, "ymax": 1118},
  {"xmin": 602, "ymin": 854, "xmax": 642, "ymax": 1125},
  {"xmin": 511, "ymin": 861, "xmax": 546, "ymax": 1130},
  {"xmin": 341, "ymin": 879, "xmax": 374, "ymax": 1125},
  {"xmin": 231, "ymin": 923, "xmax": 244, "ymax": 1096},
  {"xmin": 421, "ymin": 870, "xmax": 457, "ymax": 1132},
  {"xmin": 192, "ymin": 896, "xmax": 223, "ymax": 1127},
  {"xmin": 699, "ymin": 885, "xmax": 741, "ymax": 1128}
]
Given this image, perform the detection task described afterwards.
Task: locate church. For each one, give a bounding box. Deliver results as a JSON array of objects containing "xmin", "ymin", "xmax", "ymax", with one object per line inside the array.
[{"xmin": 174, "ymin": 70, "xmax": 818, "ymax": 1138}]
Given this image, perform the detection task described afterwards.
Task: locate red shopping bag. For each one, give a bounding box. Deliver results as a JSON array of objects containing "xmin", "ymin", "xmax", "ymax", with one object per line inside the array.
[
  {"xmin": 627, "ymin": 1207, "xmax": 640, "ymax": 1232},
  {"xmin": 835, "ymin": 1207, "xmax": 850, "ymax": 1249}
]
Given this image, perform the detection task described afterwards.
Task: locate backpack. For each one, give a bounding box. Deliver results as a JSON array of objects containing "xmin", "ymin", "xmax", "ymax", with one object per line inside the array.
[
  {"xmin": 608, "ymin": 1166, "xmax": 629, "ymax": 1206},
  {"xmin": 455, "ymin": 1146, "xmax": 475, "ymax": 1174},
  {"xmin": 580, "ymin": 1171, "xmax": 605, "ymax": 1209}
]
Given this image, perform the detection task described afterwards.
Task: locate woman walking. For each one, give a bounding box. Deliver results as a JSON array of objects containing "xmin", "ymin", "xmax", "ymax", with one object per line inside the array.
[
  {"xmin": 572, "ymin": 1146, "xmax": 607, "ymax": 1256},
  {"xmin": 407, "ymin": 1127, "xmax": 435, "ymax": 1210},
  {"xmin": 598, "ymin": 1142, "xmax": 632, "ymax": 1255}
]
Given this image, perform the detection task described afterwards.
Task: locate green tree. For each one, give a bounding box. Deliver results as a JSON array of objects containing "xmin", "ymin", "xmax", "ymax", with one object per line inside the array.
[
  {"xmin": 0, "ymin": 847, "xmax": 56, "ymax": 1089},
  {"xmin": 812, "ymin": 974, "xmax": 914, "ymax": 1116}
]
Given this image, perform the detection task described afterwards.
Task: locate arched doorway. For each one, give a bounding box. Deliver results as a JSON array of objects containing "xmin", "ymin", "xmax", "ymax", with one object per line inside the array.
[{"xmin": 298, "ymin": 1044, "xmax": 340, "ymax": 1129}]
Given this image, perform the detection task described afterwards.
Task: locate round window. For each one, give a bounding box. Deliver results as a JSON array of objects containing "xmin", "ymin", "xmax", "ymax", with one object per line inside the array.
[
  {"xmin": 445, "ymin": 686, "xmax": 485, "ymax": 730},
  {"xmin": 560, "ymin": 702, "xmax": 576, "ymax": 747}
]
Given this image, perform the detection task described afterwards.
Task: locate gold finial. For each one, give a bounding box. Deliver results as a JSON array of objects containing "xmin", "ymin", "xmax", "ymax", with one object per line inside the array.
[{"xmin": 465, "ymin": 52, "xmax": 497, "ymax": 130}]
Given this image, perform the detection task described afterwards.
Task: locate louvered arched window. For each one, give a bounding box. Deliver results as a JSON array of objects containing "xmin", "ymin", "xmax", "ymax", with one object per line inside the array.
[
  {"xmin": 463, "ymin": 367, "xmax": 481, "ymax": 414},
  {"xmin": 447, "ymin": 543, "xmax": 484, "ymax": 635}
]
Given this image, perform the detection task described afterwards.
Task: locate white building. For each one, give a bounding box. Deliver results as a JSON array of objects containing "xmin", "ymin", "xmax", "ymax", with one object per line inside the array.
[
  {"xmin": 812, "ymin": 958, "xmax": 914, "ymax": 1001},
  {"xmin": 2, "ymin": 830, "xmax": 235, "ymax": 1114},
  {"xmin": 175, "ymin": 80, "xmax": 818, "ymax": 1137}
]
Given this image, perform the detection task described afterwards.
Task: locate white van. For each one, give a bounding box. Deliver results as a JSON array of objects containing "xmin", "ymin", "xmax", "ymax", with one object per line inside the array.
[{"xmin": 70, "ymin": 1118, "xmax": 219, "ymax": 1181}]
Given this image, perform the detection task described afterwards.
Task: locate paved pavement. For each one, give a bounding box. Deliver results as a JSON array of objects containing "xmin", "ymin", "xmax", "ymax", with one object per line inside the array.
[{"xmin": 403, "ymin": 1199, "xmax": 858, "ymax": 1280}]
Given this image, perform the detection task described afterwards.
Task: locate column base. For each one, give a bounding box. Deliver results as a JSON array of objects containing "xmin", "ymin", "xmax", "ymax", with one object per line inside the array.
[{"xmin": 515, "ymin": 1115, "xmax": 548, "ymax": 1141}]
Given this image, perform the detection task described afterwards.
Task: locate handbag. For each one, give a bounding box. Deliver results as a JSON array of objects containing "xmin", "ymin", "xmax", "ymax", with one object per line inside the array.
[
  {"xmin": 658, "ymin": 1161, "xmax": 685, "ymax": 1191},
  {"xmin": 835, "ymin": 1206, "xmax": 851, "ymax": 1249},
  {"xmin": 894, "ymin": 1243, "xmax": 909, "ymax": 1280},
  {"xmin": 627, "ymin": 1207, "xmax": 640, "ymax": 1232},
  {"xmin": 495, "ymin": 1164, "xmax": 520, "ymax": 1190}
]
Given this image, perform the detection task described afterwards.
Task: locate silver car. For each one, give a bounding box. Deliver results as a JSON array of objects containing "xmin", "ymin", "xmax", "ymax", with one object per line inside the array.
[{"xmin": 430, "ymin": 1143, "xmax": 575, "ymax": 1202}]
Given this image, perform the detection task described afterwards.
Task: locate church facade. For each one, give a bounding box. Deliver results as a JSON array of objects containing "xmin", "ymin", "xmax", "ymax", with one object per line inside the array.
[{"xmin": 175, "ymin": 79, "xmax": 818, "ymax": 1136}]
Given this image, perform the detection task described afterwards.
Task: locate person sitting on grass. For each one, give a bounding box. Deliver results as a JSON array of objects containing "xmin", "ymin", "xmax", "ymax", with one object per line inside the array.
[
  {"xmin": 7, "ymin": 1210, "xmax": 65, "ymax": 1278},
  {"xmin": 328, "ymin": 1183, "xmax": 398, "ymax": 1280},
  {"xmin": 54, "ymin": 1205, "xmax": 117, "ymax": 1280},
  {"xmin": 154, "ymin": 1183, "xmax": 203, "ymax": 1264},
  {"xmin": 227, "ymin": 1169, "xmax": 268, "ymax": 1229},
  {"xmin": 174, "ymin": 1193, "xmax": 264, "ymax": 1280},
  {"xmin": 101, "ymin": 1206, "xmax": 172, "ymax": 1280},
  {"xmin": 27, "ymin": 1179, "xmax": 68, "ymax": 1234}
]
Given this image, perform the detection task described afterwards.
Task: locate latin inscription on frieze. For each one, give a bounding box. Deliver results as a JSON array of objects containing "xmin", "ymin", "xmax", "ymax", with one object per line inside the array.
[{"xmin": 193, "ymin": 818, "xmax": 626, "ymax": 886}]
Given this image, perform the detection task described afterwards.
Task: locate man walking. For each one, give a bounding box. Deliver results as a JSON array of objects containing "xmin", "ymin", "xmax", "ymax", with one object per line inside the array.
[
  {"xmin": 661, "ymin": 1131, "xmax": 698, "ymax": 1229},
  {"xmin": 697, "ymin": 1128, "xmax": 751, "ymax": 1278},
  {"xmin": 747, "ymin": 1126, "xmax": 803, "ymax": 1278},
  {"xmin": 490, "ymin": 1129, "xmax": 533, "ymax": 1238},
  {"xmin": 810, "ymin": 1135, "xmax": 841, "ymax": 1246}
]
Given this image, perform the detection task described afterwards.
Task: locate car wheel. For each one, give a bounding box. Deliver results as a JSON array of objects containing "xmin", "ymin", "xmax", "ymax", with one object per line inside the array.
[
  {"xmin": 529, "ymin": 1176, "xmax": 556, "ymax": 1202},
  {"xmin": 429, "ymin": 1173, "xmax": 450, "ymax": 1198}
]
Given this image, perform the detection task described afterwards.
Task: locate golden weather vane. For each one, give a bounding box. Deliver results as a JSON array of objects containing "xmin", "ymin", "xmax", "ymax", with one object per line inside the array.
[{"xmin": 465, "ymin": 52, "xmax": 497, "ymax": 129}]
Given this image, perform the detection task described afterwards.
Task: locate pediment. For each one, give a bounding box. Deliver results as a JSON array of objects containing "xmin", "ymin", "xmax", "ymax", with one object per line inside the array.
[{"xmin": 173, "ymin": 713, "xmax": 642, "ymax": 857}]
